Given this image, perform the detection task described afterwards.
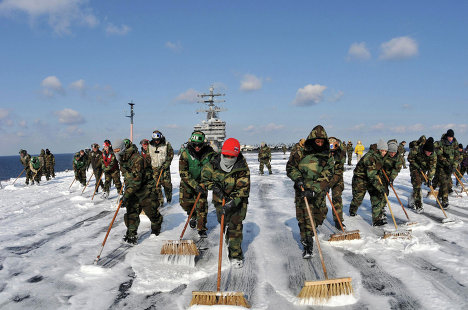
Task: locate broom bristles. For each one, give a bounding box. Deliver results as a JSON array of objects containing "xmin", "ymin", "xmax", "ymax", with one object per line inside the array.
[
  {"xmin": 328, "ymin": 230, "xmax": 361, "ymax": 242},
  {"xmin": 298, "ymin": 277, "xmax": 353, "ymax": 301},
  {"xmin": 383, "ymin": 230, "xmax": 412, "ymax": 239},
  {"xmin": 160, "ymin": 240, "xmax": 199, "ymax": 256},
  {"xmin": 190, "ymin": 291, "xmax": 250, "ymax": 308}
]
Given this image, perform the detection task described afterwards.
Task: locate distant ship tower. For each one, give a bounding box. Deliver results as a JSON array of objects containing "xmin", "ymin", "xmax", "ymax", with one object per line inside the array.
[{"xmin": 194, "ymin": 86, "xmax": 227, "ymax": 150}]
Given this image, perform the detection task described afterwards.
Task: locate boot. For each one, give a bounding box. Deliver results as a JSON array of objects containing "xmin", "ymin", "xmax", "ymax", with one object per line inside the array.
[
  {"xmin": 334, "ymin": 221, "xmax": 346, "ymax": 230},
  {"xmin": 373, "ymin": 218, "xmax": 388, "ymax": 226},
  {"xmin": 123, "ymin": 234, "xmax": 138, "ymax": 245},
  {"xmin": 230, "ymin": 258, "xmax": 244, "ymax": 269},
  {"xmin": 101, "ymin": 191, "xmax": 109, "ymax": 199},
  {"xmin": 189, "ymin": 218, "xmax": 197, "ymax": 229},
  {"xmin": 349, "ymin": 209, "xmax": 357, "ymax": 217},
  {"xmin": 414, "ymin": 201, "xmax": 424, "ymax": 214},
  {"xmin": 198, "ymin": 230, "xmax": 207, "ymax": 238},
  {"xmin": 442, "ymin": 199, "xmax": 449, "ymax": 210},
  {"xmin": 151, "ymin": 229, "xmax": 160, "ymax": 236},
  {"xmin": 301, "ymin": 236, "xmax": 313, "ymax": 259}
]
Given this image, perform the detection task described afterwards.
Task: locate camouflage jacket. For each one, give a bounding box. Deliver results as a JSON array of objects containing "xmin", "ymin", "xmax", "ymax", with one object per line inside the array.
[
  {"xmin": 20, "ymin": 154, "xmax": 31, "ymax": 169},
  {"xmin": 73, "ymin": 153, "xmax": 87, "ymax": 171},
  {"xmin": 89, "ymin": 149, "xmax": 102, "ymax": 171},
  {"xmin": 397, "ymin": 143, "xmax": 406, "ymax": 156},
  {"xmin": 347, "ymin": 142, "xmax": 353, "ymax": 154},
  {"xmin": 383, "ymin": 154, "xmax": 403, "ymax": 183},
  {"xmin": 435, "ymin": 134, "xmax": 460, "ymax": 171},
  {"xmin": 141, "ymin": 148, "xmax": 154, "ymax": 183},
  {"xmin": 352, "ymin": 147, "xmax": 385, "ymax": 191},
  {"xmin": 408, "ymin": 145, "xmax": 437, "ymax": 180},
  {"xmin": 330, "ymin": 140, "xmax": 346, "ymax": 185},
  {"xmin": 45, "ymin": 153, "xmax": 55, "ymax": 167},
  {"xmin": 286, "ymin": 126, "xmax": 334, "ymax": 193},
  {"xmin": 180, "ymin": 143, "xmax": 215, "ymax": 192},
  {"xmin": 148, "ymin": 137, "xmax": 174, "ymax": 170},
  {"xmin": 102, "ymin": 150, "xmax": 119, "ymax": 173},
  {"xmin": 258, "ymin": 146, "xmax": 271, "ymax": 161},
  {"xmin": 201, "ymin": 152, "xmax": 250, "ymax": 207},
  {"xmin": 120, "ymin": 144, "xmax": 152, "ymax": 199}
]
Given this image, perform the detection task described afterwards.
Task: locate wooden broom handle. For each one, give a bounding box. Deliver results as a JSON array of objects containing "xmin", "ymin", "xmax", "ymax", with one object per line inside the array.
[
  {"xmin": 456, "ymin": 168, "xmax": 468, "ymax": 184},
  {"xmin": 95, "ymin": 199, "xmax": 124, "ymax": 263},
  {"xmin": 91, "ymin": 171, "xmax": 104, "ymax": 200},
  {"xmin": 326, "ymin": 192, "xmax": 345, "ymax": 232},
  {"xmin": 420, "ymin": 171, "xmax": 449, "ymax": 218},
  {"xmin": 156, "ymin": 169, "xmax": 163, "ymax": 187},
  {"xmin": 12, "ymin": 168, "xmax": 25, "ymax": 184},
  {"xmin": 217, "ymin": 198, "xmax": 226, "ymax": 292},
  {"xmin": 82, "ymin": 171, "xmax": 94, "ymax": 194},
  {"xmin": 453, "ymin": 171, "xmax": 468, "ymax": 195},
  {"xmin": 377, "ymin": 176, "xmax": 399, "ymax": 230},
  {"xmin": 381, "ymin": 169, "xmax": 411, "ymax": 221},
  {"xmin": 301, "ymin": 187, "xmax": 328, "ymax": 279},
  {"xmin": 179, "ymin": 193, "xmax": 201, "ymax": 239}
]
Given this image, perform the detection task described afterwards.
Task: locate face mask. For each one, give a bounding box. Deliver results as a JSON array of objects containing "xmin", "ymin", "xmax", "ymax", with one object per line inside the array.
[{"xmin": 220, "ymin": 154, "xmax": 237, "ymax": 172}]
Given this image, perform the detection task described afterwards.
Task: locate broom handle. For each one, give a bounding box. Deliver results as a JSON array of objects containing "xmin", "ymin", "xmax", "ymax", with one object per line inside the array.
[
  {"xmin": 377, "ymin": 176, "xmax": 398, "ymax": 230},
  {"xmin": 179, "ymin": 193, "xmax": 202, "ymax": 239},
  {"xmin": 301, "ymin": 187, "xmax": 328, "ymax": 279},
  {"xmin": 217, "ymin": 198, "xmax": 226, "ymax": 292},
  {"xmin": 94, "ymin": 199, "xmax": 124, "ymax": 264},
  {"xmin": 91, "ymin": 172, "xmax": 103, "ymax": 200},
  {"xmin": 12, "ymin": 168, "xmax": 26, "ymax": 184},
  {"xmin": 420, "ymin": 171, "xmax": 449, "ymax": 218},
  {"xmin": 156, "ymin": 169, "xmax": 163, "ymax": 187},
  {"xmin": 325, "ymin": 192, "xmax": 345, "ymax": 232},
  {"xmin": 453, "ymin": 171, "xmax": 468, "ymax": 195},
  {"xmin": 456, "ymin": 168, "xmax": 468, "ymax": 184},
  {"xmin": 382, "ymin": 169, "xmax": 411, "ymax": 221},
  {"xmin": 82, "ymin": 171, "xmax": 94, "ymax": 194},
  {"xmin": 69, "ymin": 177, "xmax": 76, "ymax": 189}
]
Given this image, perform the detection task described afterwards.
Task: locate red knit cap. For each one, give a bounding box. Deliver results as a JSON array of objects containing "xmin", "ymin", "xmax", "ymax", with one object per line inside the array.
[{"xmin": 221, "ymin": 138, "xmax": 240, "ymax": 157}]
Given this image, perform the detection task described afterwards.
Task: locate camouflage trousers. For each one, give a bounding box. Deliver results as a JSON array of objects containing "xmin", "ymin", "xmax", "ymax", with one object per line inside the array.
[
  {"xmin": 215, "ymin": 201, "xmax": 248, "ymax": 260},
  {"xmin": 124, "ymin": 190, "xmax": 163, "ymax": 237},
  {"xmin": 44, "ymin": 164, "xmax": 51, "ymax": 181},
  {"xmin": 259, "ymin": 159, "xmax": 272, "ymax": 174},
  {"xmin": 32, "ymin": 169, "xmax": 42, "ymax": 183},
  {"xmin": 410, "ymin": 168, "xmax": 425, "ymax": 208},
  {"xmin": 24, "ymin": 168, "xmax": 33, "ymax": 185},
  {"xmin": 74, "ymin": 168, "xmax": 86, "ymax": 186},
  {"xmin": 294, "ymin": 192, "xmax": 327, "ymax": 240},
  {"xmin": 93, "ymin": 168, "xmax": 105, "ymax": 193},
  {"xmin": 349, "ymin": 176, "xmax": 386, "ymax": 224},
  {"xmin": 104, "ymin": 169, "xmax": 122, "ymax": 194},
  {"xmin": 347, "ymin": 152, "xmax": 353, "ymax": 165},
  {"xmin": 153, "ymin": 168, "xmax": 172, "ymax": 205},
  {"xmin": 330, "ymin": 176, "xmax": 344, "ymax": 223},
  {"xmin": 435, "ymin": 167, "xmax": 452, "ymax": 203},
  {"xmin": 179, "ymin": 184, "xmax": 209, "ymax": 231}
]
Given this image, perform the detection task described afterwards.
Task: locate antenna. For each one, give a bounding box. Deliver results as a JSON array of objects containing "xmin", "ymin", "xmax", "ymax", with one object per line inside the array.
[
  {"xmin": 126, "ymin": 101, "xmax": 135, "ymax": 142},
  {"xmin": 196, "ymin": 85, "xmax": 226, "ymax": 120}
]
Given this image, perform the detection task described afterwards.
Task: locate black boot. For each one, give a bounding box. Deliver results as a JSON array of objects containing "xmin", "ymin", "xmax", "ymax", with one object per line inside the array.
[
  {"xmin": 189, "ymin": 218, "xmax": 197, "ymax": 229},
  {"xmin": 301, "ymin": 236, "xmax": 313, "ymax": 259},
  {"xmin": 198, "ymin": 230, "xmax": 207, "ymax": 238},
  {"xmin": 335, "ymin": 221, "xmax": 346, "ymax": 229},
  {"xmin": 123, "ymin": 234, "xmax": 138, "ymax": 245},
  {"xmin": 373, "ymin": 218, "xmax": 388, "ymax": 226}
]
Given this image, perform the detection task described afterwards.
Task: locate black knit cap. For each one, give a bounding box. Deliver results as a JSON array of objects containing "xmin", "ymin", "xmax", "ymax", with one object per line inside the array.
[
  {"xmin": 459, "ymin": 144, "xmax": 463, "ymax": 149},
  {"xmin": 447, "ymin": 129, "xmax": 454, "ymax": 137},
  {"xmin": 423, "ymin": 137, "xmax": 434, "ymax": 152}
]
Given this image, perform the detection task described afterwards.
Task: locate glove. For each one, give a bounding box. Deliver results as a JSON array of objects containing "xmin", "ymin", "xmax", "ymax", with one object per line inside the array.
[
  {"xmin": 320, "ymin": 181, "xmax": 330, "ymax": 193},
  {"xmin": 300, "ymin": 188, "xmax": 315, "ymax": 199},
  {"xmin": 223, "ymin": 199, "xmax": 238, "ymax": 214},
  {"xmin": 212, "ymin": 184, "xmax": 224, "ymax": 199},
  {"xmin": 294, "ymin": 178, "xmax": 305, "ymax": 191},
  {"xmin": 119, "ymin": 195, "xmax": 128, "ymax": 208},
  {"xmin": 195, "ymin": 184, "xmax": 207, "ymax": 195}
]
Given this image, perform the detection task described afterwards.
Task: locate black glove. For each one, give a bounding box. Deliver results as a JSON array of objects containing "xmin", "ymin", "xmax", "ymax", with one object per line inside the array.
[
  {"xmin": 223, "ymin": 199, "xmax": 238, "ymax": 214},
  {"xmin": 195, "ymin": 184, "xmax": 206, "ymax": 195},
  {"xmin": 120, "ymin": 195, "xmax": 128, "ymax": 207},
  {"xmin": 294, "ymin": 178, "xmax": 305, "ymax": 191},
  {"xmin": 212, "ymin": 184, "xmax": 224, "ymax": 199},
  {"xmin": 300, "ymin": 188, "xmax": 315, "ymax": 199}
]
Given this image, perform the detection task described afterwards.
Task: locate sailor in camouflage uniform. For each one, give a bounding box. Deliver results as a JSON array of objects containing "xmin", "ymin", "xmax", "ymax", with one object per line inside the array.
[
  {"xmin": 258, "ymin": 142, "xmax": 272, "ymax": 175},
  {"xmin": 349, "ymin": 140, "xmax": 388, "ymax": 226},
  {"xmin": 329, "ymin": 137, "xmax": 346, "ymax": 229},
  {"xmin": 398, "ymin": 141, "xmax": 407, "ymax": 169},
  {"xmin": 89, "ymin": 143, "xmax": 104, "ymax": 193},
  {"xmin": 407, "ymin": 138, "xmax": 437, "ymax": 213},
  {"xmin": 434, "ymin": 129, "xmax": 460, "ymax": 208},
  {"xmin": 73, "ymin": 150, "xmax": 87, "ymax": 186},
  {"xmin": 382, "ymin": 140, "xmax": 403, "ymax": 195},
  {"xmin": 286, "ymin": 125, "xmax": 334, "ymax": 258},
  {"xmin": 347, "ymin": 141, "xmax": 353, "ymax": 166},
  {"xmin": 29, "ymin": 156, "xmax": 42, "ymax": 185},
  {"xmin": 101, "ymin": 140, "xmax": 122, "ymax": 198},
  {"xmin": 45, "ymin": 149, "xmax": 55, "ymax": 179},
  {"xmin": 19, "ymin": 149, "xmax": 33, "ymax": 185},
  {"xmin": 113, "ymin": 139, "xmax": 163, "ymax": 244},
  {"xmin": 179, "ymin": 131, "xmax": 216, "ymax": 238},
  {"xmin": 148, "ymin": 130, "xmax": 174, "ymax": 205},
  {"xmin": 201, "ymin": 138, "xmax": 250, "ymax": 268}
]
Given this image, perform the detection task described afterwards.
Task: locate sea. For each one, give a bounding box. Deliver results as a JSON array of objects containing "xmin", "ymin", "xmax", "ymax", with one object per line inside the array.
[{"xmin": 0, "ymin": 153, "xmax": 75, "ymax": 181}]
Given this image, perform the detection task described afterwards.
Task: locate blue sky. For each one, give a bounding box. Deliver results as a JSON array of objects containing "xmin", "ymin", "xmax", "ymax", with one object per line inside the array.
[{"xmin": 0, "ymin": 0, "xmax": 467, "ymax": 156}]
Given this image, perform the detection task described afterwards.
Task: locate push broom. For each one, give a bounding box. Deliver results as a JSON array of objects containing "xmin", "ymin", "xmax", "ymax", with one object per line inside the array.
[
  {"xmin": 381, "ymin": 169, "xmax": 417, "ymax": 226},
  {"xmin": 377, "ymin": 176, "xmax": 412, "ymax": 239},
  {"xmin": 190, "ymin": 199, "xmax": 250, "ymax": 308},
  {"xmin": 421, "ymin": 171, "xmax": 455, "ymax": 223},
  {"xmin": 453, "ymin": 170, "xmax": 468, "ymax": 196},
  {"xmin": 160, "ymin": 193, "xmax": 200, "ymax": 261},
  {"xmin": 326, "ymin": 192, "xmax": 360, "ymax": 242},
  {"xmin": 82, "ymin": 171, "xmax": 94, "ymax": 194},
  {"xmin": 297, "ymin": 187, "xmax": 353, "ymax": 304}
]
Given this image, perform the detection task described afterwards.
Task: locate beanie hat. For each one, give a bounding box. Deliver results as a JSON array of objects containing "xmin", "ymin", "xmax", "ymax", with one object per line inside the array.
[
  {"xmin": 387, "ymin": 140, "xmax": 398, "ymax": 153},
  {"xmin": 423, "ymin": 137, "xmax": 435, "ymax": 152},
  {"xmin": 377, "ymin": 139, "xmax": 388, "ymax": 151},
  {"xmin": 447, "ymin": 129, "xmax": 454, "ymax": 138},
  {"xmin": 459, "ymin": 144, "xmax": 463, "ymax": 149},
  {"xmin": 221, "ymin": 138, "xmax": 240, "ymax": 157}
]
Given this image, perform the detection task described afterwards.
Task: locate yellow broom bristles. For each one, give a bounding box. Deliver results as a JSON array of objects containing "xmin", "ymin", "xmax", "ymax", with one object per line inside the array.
[
  {"xmin": 383, "ymin": 230, "xmax": 412, "ymax": 239},
  {"xmin": 298, "ymin": 278, "xmax": 353, "ymax": 302},
  {"xmin": 160, "ymin": 240, "xmax": 199, "ymax": 256},
  {"xmin": 190, "ymin": 291, "xmax": 250, "ymax": 308},
  {"xmin": 328, "ymin": 230, "xmax": 361, "ymax": 242}
]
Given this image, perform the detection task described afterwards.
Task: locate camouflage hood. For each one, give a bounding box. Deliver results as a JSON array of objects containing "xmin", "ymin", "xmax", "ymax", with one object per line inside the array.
[
  {"xmin": 304, "ymin": 125, "xmax": 329, "ymax": 153},
  {"xmin": 121, "ymin": 143, "xmax": 139, "ymax": 161},
  {"xmin": 40, "ymin": 149, "xmax": 45, "ymax": 156},
  {"xmin": 417, "ymin": 135, "xmax": 426, "ymax": 146}
]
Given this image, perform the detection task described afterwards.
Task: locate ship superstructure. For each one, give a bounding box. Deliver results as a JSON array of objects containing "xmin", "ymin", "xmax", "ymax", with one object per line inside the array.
[{"xmin": 193, "ymin": 86, "xmax": 227, "ymax": 150}]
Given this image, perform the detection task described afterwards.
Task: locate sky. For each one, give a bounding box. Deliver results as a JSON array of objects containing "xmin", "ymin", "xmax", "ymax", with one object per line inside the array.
[{"xmin": 0, "ymin": 0, "xmax": 467, "ymax": 156}]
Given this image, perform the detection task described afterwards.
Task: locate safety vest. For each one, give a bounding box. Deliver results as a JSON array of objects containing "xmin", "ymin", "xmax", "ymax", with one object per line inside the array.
[
  {"xmin": 184, "ymin": 148, "xmax": 211, "ymax": 181},
  {"xmin": 148, "ymin": 143, "xmax": 167, "ymax": 168},
  {"xmin": 31, "ymin": 157, "xmax": 41, "ymax": 170}
]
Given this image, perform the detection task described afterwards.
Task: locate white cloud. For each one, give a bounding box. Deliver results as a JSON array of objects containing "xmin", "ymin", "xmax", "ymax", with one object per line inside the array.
[
  {"xmin": 372, "ymin": 123, "xmax": 385, "ymax": 130},
  {"xmin": 432, "ymin": 124, "xmax": 468, "ymax": 134},
  {"xmin": 105, "ymin": 23, "xmax": 130, "ymax": 36},
  {"xmin": 0, "ymin": 0, "xmax": 99, "ymax": 35},
  {"xmin": 175, "ymin": 88, "xmax": 198, "ymax": 104},
  {"xmin": 165, "ymin": 41, "xmax": 182, "ymax": 52},
  {"xmin": 351, "ymin": 124, "xmax": 365, "ymax": 131},
  {"xmin": 240, "ymin": 74, "xmax": 262, "ymax": 91},
  {"xmin": 379, "ymin": 36, "xmax": 418, "ymax": 60},
  {"xmin": 69, "ymin": 79, "xmax": 86, "ymax": 95},
  {"xmin": 55, "ymin": 108, "xmax": 85, "ymax": 125},
  {"xmin": 243, "ymin": 125, "xmax": 255, "ymax": 132},
  {"xmin": 165, "ymin": 124, "xmax": 179, "ymax": 129},
  {"xmin": 264, "ymin": 123, "xmax": 284, "ymax": 132},
  {"xmin": 347, "ymin": 42, "xmax": 371, "ymax": 61},
  {"xmin": 41, "ymin": 75, "xmax": 64, "ymax": 97},
  {"xmin": 292, "ymin": 84, "xmax": 327, "ymax": 106}
]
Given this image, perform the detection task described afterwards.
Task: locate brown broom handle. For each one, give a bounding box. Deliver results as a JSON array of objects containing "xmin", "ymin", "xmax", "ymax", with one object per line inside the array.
[
  {"xmin": 69, "ymin": 177, "xmax": 76, "ymax": 189},
  {"xmin": 91, "ymin": 172, "xmax": 103, "ymax": 200},
  {"xmin": 456, "ymin": 168, "xmax": 468, "ymax": 184},
  {"xmin": 13, "ymin": 168, "xmax": 26, "ymax": 184},
  {"xmin": 301, "ymin": 187, "xmax": 328, "ymax": 279},
  {"xmin": 377, "ymin": 176, "xmax": 399, "ymax": 230},
  {"xmin": 82, "ymin": 171, "xmax": 94, "ymax": 194},
  {"xmin": 217, "ymin": 198, "xmax": 226, "ymax": 292},
  {"xmin": 179, "ymin": 193, "xmax": 202, "ymax": 239},
  {"xmin": 381, "ymin": 169, "xmax": 411, "ymax": 221},
  {"xmin": 325, "ymin": 192, "xmax": 345, "ymax": 232},
  {"xmin": 156, "ymin": 169, "xmax": 163, "ymax": 188},
  {"xmin": 453, "ymin": 171, "xmax": 468, "ymax": 195},
  {"xmin": 94, "ymin": 199, "xmax": 124, "ymax": 263},
  {"xmin": 420, "ymin": 171, "xmax": 449, "ymax": 218}
]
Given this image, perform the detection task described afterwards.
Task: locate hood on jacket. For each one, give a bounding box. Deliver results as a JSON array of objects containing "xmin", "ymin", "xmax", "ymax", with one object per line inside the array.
[{"xmin": 304, "ymin": 125, "xmax": 329, "ymax": 153}]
